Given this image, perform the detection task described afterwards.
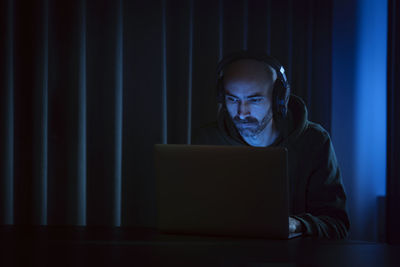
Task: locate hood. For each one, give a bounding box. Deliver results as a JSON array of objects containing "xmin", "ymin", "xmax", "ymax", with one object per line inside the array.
[{"xmin": 217, "ymin": 94, "xmax": 309, "ymax": 146}]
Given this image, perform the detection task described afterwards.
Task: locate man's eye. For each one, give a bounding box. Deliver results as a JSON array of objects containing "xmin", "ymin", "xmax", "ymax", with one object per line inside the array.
[
  {"xmin": 227, "ymin": 97, "xmax": 239, "ymax": 103},
  {"xmin": 250, "ymin": 98, "xmax": 263, "ymax": 103}
]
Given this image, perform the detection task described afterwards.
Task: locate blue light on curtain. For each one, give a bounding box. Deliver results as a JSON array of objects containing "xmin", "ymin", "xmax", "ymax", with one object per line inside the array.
[
  {"xmin": 354, "ymin": 0, "xmax": 387, "ymax": 197},
  {"xmin": 113, "ymin": 0, "xmax": 123, "ymax": 227},
  {"xmin": 76, "ymin": 0, "xmax": 87, "ymax": 227},
  {"xmin": 332, "ymin": 0, "xmax": 387, "ymax": 241},
  {"xmin": 353, "ymin": 0, "xmax": 387, "ymax": 240},
  {"xmin": 36, "ymin": 0, "xmax": 49, "ymax": 226}
]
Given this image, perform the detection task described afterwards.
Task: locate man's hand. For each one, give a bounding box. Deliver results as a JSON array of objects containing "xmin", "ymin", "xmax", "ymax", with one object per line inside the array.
[{"xmin": 289, "ymin": 216, "xmax": 303, "ymax": 234}]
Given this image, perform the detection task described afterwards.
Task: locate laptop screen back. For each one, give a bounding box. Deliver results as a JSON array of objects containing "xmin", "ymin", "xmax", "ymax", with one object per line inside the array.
[{"xmin": 154, "ymin": 144, "xmax": 289, "ymax": 239}]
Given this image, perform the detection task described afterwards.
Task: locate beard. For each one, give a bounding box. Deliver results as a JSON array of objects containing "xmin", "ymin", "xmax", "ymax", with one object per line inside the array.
[{"xmin": 232, "ymin": 113, "xmax": 272, "ymax": 138}]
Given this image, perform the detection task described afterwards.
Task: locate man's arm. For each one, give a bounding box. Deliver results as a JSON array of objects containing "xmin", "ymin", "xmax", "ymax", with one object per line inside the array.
[{"xmin": 292, "ymin": 136, "xmax": 350, "ymax": 239}]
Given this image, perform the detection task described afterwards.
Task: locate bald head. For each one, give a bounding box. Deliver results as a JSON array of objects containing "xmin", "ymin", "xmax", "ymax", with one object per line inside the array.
[{"xmin": 223, "ymin": 59, "xmax": 277, "ymax": 96}]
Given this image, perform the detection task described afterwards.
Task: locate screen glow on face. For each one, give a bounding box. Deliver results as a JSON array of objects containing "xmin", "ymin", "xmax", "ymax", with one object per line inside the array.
[
  {"xmin": 224, "ymin": 80, "xmax": 273, "ymax": 137},
  {"xmin": 225, "ymin": 94, "xmax": 266, "ymax": 105}
]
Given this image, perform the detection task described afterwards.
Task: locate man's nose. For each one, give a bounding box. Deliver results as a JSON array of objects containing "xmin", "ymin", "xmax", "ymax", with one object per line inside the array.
[{"xmin": 237, "ymin": 102, "xmax": 250, "ymax": 119}]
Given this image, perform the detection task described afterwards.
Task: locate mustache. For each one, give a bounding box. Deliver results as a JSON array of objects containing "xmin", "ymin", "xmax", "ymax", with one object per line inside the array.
[{"xmin": 232, "ymin": 116, "xmax": 259, "ymax": 124}]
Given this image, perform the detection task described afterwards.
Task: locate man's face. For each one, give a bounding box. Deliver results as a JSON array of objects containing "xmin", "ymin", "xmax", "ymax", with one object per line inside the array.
[{"xmin": 223, "ymin": 59, "xmax": 274, "ymax": 138}]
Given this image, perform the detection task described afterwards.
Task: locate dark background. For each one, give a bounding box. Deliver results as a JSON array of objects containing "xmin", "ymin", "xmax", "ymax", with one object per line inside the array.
[{"xmin": 0, "ymin": 0, "xmax": 399, "ymax": 243}]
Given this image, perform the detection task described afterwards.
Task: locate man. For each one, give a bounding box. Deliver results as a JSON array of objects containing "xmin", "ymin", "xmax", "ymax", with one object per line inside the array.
[{"xmin": 192, "ymin": 51, "xmax": 350, "ymax": 239}]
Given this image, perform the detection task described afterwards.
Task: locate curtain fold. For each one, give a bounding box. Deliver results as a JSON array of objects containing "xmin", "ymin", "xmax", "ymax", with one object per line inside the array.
[{"xmin": 0, "ymin": 0, "xmax": 14, "ymax": 225}]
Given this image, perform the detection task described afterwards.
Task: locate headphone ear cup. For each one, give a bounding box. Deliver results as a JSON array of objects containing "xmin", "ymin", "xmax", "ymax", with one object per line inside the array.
[{"xmin": 273, "ymin": 80, "xmax": 288, "ymax": 120}]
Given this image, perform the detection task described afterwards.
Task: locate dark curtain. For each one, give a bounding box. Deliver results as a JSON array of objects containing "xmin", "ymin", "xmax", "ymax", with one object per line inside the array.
[
  {"xmin": 387, "ymin": 0, "xmax": 400, "ymax": 245},
  {"xmin": 0, "ymin": 0, "xmax": 333, "ymax": 227}
]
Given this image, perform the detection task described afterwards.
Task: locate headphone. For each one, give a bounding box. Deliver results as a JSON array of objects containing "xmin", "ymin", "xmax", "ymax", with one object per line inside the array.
[{"xmin": 216, "ymin": 51, "xmax": 291, "ymax": 122}]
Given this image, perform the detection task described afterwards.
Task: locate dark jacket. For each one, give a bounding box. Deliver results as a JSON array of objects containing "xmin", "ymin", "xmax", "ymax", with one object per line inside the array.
[{"xmin": 192, "ymin": 95, "xmax": 350, "ymax": 239}]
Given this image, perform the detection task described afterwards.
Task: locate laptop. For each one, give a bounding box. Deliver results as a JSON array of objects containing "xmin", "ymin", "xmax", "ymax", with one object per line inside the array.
[{"xmin": 154, "ymin": 144, "xmax": 301, "ymax": 239}]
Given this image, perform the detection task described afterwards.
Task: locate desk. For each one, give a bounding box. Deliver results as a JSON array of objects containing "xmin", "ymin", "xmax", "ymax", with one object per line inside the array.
[{"xmin": 0, "ymin": 226, "xmax": 399, "ymax": 267}]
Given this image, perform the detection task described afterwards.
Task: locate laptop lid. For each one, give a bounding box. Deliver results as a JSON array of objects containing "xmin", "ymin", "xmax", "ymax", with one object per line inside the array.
[{"xmin": 154, "ymin": 144, "xmax": 292, "ymax": 239}]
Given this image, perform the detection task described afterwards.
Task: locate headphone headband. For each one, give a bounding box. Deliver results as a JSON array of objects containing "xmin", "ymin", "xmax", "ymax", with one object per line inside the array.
[{"xmin": 216, "ymin": 51, "xmax": 289, "ymax": 89}]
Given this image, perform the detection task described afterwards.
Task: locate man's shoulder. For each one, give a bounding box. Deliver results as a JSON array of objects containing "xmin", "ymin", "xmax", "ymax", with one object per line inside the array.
[
  {"xmin": 294, "ymin": 120, "xmax": 332, "ymax": 151},
  {"xmin": 304, "ymin": 121, "xmax": 330, "ymax": 141}
]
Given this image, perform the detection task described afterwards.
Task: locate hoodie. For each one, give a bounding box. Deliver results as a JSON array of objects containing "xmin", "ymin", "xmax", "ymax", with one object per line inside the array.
[{"xmin": 192, "ymin": 94, "xmax": 350, "ymax": 239}]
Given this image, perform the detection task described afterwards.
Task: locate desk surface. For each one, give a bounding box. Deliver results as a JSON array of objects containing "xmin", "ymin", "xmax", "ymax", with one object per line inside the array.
[{"xmin": 0, "ymin": 226, "xmax": 399, "ymax": 267}]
